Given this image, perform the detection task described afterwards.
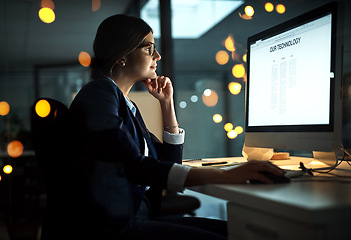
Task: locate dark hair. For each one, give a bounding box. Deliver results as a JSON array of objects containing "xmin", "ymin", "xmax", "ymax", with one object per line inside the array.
[{"xmin": 90, "ymin": 14, "xmax": 152, "ymax": 78}]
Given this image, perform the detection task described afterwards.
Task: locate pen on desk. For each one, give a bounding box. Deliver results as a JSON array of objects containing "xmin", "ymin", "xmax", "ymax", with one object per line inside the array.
[{"xmin": 202, "ymin": 161, "xmax": 228, "ymax": 166}]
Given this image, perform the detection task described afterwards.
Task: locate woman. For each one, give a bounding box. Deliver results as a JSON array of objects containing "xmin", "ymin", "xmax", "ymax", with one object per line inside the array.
[{"xmin": 68, "ymin": 14, "xmax": 284, "ymax": 240}]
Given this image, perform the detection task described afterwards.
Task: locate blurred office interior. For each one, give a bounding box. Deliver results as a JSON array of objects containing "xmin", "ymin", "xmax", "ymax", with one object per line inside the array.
[{"xmin": 0, "ymin": 0, "xmax": 351, "ymax": 239}]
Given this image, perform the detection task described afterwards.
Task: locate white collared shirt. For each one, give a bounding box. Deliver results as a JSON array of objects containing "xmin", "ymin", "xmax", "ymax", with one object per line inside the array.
[
  {"xmin": 123, "ymin": 95, "xmax": 190, "ymax": 192},
  {"xmin": 107, "ymin": 77, "xmax": 190, "ymax": 191}
]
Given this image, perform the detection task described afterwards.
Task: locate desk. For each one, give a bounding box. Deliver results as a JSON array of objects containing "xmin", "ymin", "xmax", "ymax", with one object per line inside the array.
[{"xmin": 188, "ymin": 157, "xmax": 351, "ymax": 240}]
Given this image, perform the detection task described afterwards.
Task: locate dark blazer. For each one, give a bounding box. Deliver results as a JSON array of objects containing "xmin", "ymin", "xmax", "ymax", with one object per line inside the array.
[{"xmin": 67, "ymin": 75, "xmax": 183, "ymax": 238}]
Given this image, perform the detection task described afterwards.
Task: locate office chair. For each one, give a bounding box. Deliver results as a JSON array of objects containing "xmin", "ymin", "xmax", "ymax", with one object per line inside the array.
[
  {"xmin": 31, "ymin": 98, "xmax": 134, "ymax": 240},
  {"xmin": 31, "ymin": 98, "xmax": 70, "ymax": 182},
  {"xmin": 31, "ymin": 98, "xmax": 76, "ymax": 240}
]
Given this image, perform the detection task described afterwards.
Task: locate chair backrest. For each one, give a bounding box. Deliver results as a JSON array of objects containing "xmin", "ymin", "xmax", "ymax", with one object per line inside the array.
[
  {"xmin": 128, "ymin": 91, "xmax": 163, "ymax": 141},
  {"xmin": 30, "ymin": 98, "xmax": 71, "ymax": 186}
]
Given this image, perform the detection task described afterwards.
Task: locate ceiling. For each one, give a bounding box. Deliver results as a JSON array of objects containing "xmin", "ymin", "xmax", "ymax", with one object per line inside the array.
[
  {"xmin": 1, "ymin": 0, "xmax": 350, "ymax": 75},
  {"xmin": 0, "ymin": 0, "xmax": 132, "ymax": 72}
]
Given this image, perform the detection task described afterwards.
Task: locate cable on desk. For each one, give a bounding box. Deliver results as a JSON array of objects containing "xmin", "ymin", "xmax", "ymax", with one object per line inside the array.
[
  {"xmin": 298, "ymin": 144, "xmax": 351, "ymax": 175},
  {"xmin": 340, "ymin": 144, "xmax": 351, "ymax": 167},
  {"xmin": 297, "ymin": 150, "xmax": 351, "ymax": 181}
]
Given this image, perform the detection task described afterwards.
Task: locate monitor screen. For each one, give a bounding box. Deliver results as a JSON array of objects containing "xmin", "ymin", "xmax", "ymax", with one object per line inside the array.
[{"xmin": 245, "ymin": 2, "xmax": 343, "ymax": 152}]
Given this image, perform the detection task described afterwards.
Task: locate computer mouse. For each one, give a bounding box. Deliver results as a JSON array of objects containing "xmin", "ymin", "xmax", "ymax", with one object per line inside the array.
[{"xmin": 250, "ymin": 171, "xmax": 290, "ymax": 184}]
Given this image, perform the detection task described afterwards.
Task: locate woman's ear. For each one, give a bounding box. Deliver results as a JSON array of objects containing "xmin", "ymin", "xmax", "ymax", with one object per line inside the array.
[{"xmin": 116, "ymin": 58, "xmax": 126, "ymax": 67}]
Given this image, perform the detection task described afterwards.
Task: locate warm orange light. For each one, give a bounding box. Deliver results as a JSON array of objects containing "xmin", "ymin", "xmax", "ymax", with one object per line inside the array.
[
  {"xmin": 215, "ymin": 51, "xmax": 229, "ymax": 65},
  {"xmin": 202, "ymin": 89, "xmax": 218, "ymax": 107},
  {"xmin": 265, "ymin": 2, "xmax": 274, "ymax": 12},
  {"xmin": 243, "ymin": 53, "xmax": 247, "ymax": 62},
  {"xmin": 224, "ymin": 35, "xmax": 235, "ymax": 52},
  {"xmin": 224, "ymin": 123, "xmax": 233, "ymax": 132},
  {"xmin": 228, "ymin": 82, "xmax": 242, "ymax": 95},
  {"xmin": 239, "ymin": 12, "xmax": 252, "ymax": 20},
  {"xmin": 231, "ymin": 51, "xmax": 240, "ymax": 62},
  {"xmin": 232, "ymin": 64, "xmax": 246, "ymax": 78},
  {"xmin": 41, "ymin": 0, "xmax": 55, "ymax": 10},
  {"xmin": 0, "ymin": 101, "xmax": 10, "ymax": 116},
  {"xmin": 35, "ymin": 99, "xmax": 51, "ymax": 118},
  {"xmin": 234, "ymin": 126, "xmax": 244, "ymax": 135},
  {"xmin": 213, "ymin": 114, "xmax": 223, "ymax": 123},
  {"xmin": 0, "ymin": 175, "xmax": 2, "ymax": 181},
  {"xmin": 243, "ymin": 75, "xmax": 247, "ymax": 82},
  {"xmin": 3, "ymin": 165, "xmax": 13, "ymax": 174},
  {"xmin": 227, "ymin": 130, "xmax": 238, "ymax": 139},
  {"xmin": 39, "ymin": 7, "xmax": 55, "ymax": 24},
  {"xmin": 92, "ymin": 0, "xmax": 101, "ymax": 12},
  {"xmin": 78, "ymin": 51, "xmax": 91, "ymax": 67},
  {"xmin": 7, "ymin": 140, "xmax": 24, "ymax": 158},
  {"xmin": 244, "ymin": 6, "xmax": 254, "ymax": 17},
  {"xmin": 276, "ymin": 4, "xmax": 286, "ymax": 14}
]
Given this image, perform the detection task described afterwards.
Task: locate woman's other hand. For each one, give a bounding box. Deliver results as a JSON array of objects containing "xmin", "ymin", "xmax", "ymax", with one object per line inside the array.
[
  {"xmin": 223, "ymin": 160, "xmax": 285, "ymax": 184},
  {"xmin": 185, "ymin": 160, "xmax": 285, "ymax": 186}
]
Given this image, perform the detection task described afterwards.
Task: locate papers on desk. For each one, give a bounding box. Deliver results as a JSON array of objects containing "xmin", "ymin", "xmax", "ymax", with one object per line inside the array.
[
  {"xmin": 242, "ymin": 144, "xmax": 274, "ymax": 161},
  {"xmin": 182, "ymin": 157, "xmax": 245, "ymax": 168}
]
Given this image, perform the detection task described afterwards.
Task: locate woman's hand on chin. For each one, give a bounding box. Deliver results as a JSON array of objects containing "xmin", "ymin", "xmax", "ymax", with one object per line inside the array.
[{"xmin": 142, "ymin": 76, "xmax": 174, "ymax": 102}]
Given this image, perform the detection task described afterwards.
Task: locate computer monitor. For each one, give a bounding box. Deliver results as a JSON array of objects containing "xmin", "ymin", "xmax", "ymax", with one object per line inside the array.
[{"xmin": 245, "ymin": 2, "xmax": 343, "ymax": 153}]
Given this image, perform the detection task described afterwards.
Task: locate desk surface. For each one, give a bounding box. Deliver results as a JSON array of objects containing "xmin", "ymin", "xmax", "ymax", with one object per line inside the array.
[{"xmin": 188, "ymin": 157, "xmax": 351, "ymax": 225}]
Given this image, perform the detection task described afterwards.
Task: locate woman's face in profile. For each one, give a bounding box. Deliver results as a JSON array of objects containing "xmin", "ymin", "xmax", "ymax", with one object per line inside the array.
[{"xmin": 125, "ymin": 32, "xmax": 161, "ymax": 82}]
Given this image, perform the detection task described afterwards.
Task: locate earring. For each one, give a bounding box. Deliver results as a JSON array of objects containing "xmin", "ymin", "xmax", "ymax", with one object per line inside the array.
[{"xmin": 122, "ymin": 62, "xmax": 126, "ymax": 66}]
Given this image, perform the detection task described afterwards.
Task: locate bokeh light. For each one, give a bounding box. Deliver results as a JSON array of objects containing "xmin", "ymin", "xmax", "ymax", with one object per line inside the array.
[
  {"xmin": 224, "ymin": 35, "xmax": 235, "ymax": 52},
  {"xmin": 242, "ymin": 53, "xmax": 247, "ymax": 62},
  {"xmin": 190, "ymin": 95, "xmax": 198, "ymax": 102},
  {"xmin": 228, "ymin": 82, "xmax": 242, "ymax": 95},
  {"xmin": 232, "ymin": 64, "xmax": 246, "ymax": 78},
  {"xmin": 231, "ymin": 51, "xmax": 240, "ymax": 62},
  {"xmin": 204, "ymin": 89, "xmax": 212, "ymax": 96},
  {"xmin": 244, "ymin": 6, "xmax": 254, "ymax": 17},
  {"xmin": 92, "ymin": 0, "xmax": 101, "ymax": 12},
  {"xmin": 213, "ymin": 114, "xmax": 223, "ymax": 123},
  {"xmin": 179, "ymin": 101, "xmax": 187, "ymax": 109},
  {"xmin": 227, "ymin": 130, "xmax": 238, "ymax": 139},
  {"xmin": 3, "ymin": 165, "xmax": 13, "ymax": 174},
  {"xmin": 202, "ymin": 89, "xmax": 218, "ymax": 107},
  {"xmin": 7, "ymin": 140, "xmax": 24, "ymax": 158},
  {"xmin": 0, "ymin": 101, "xmax": 10, "ymax": 116},
  {"xmin": 276, "ymin": 4, "xmax": 286, "ymax": 14},
  {"xmin": 239, "ymin": 12, "xmax": 252, "ymax": 20},
  {"xmin": 39, "ymin": 7, "xmax": 55, "ymax": 24},
  {"xmin": 78, "ymin": 51, "xmax": 91, "ymax": 67},
  {"xmin": 41, "ymin": 0, "xmax": 55, "ymax": 10},
  {"xmin": 215, "ymin": 51, "xmax": 229, "ymax": 65},
  {"xmin": 224, "ymin": 123, "xmax": 233, "ymax": 132},
  {"xmin": 35, "ymin": 99, "xmax": 51, "ymax": 118},
  {"xmin": 265, "ymin": 2, "xmax": 274, "ymax": 12},
  {"xmin": 234, "ymin": 126, "xmax": 244, "ymax": 135}
]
